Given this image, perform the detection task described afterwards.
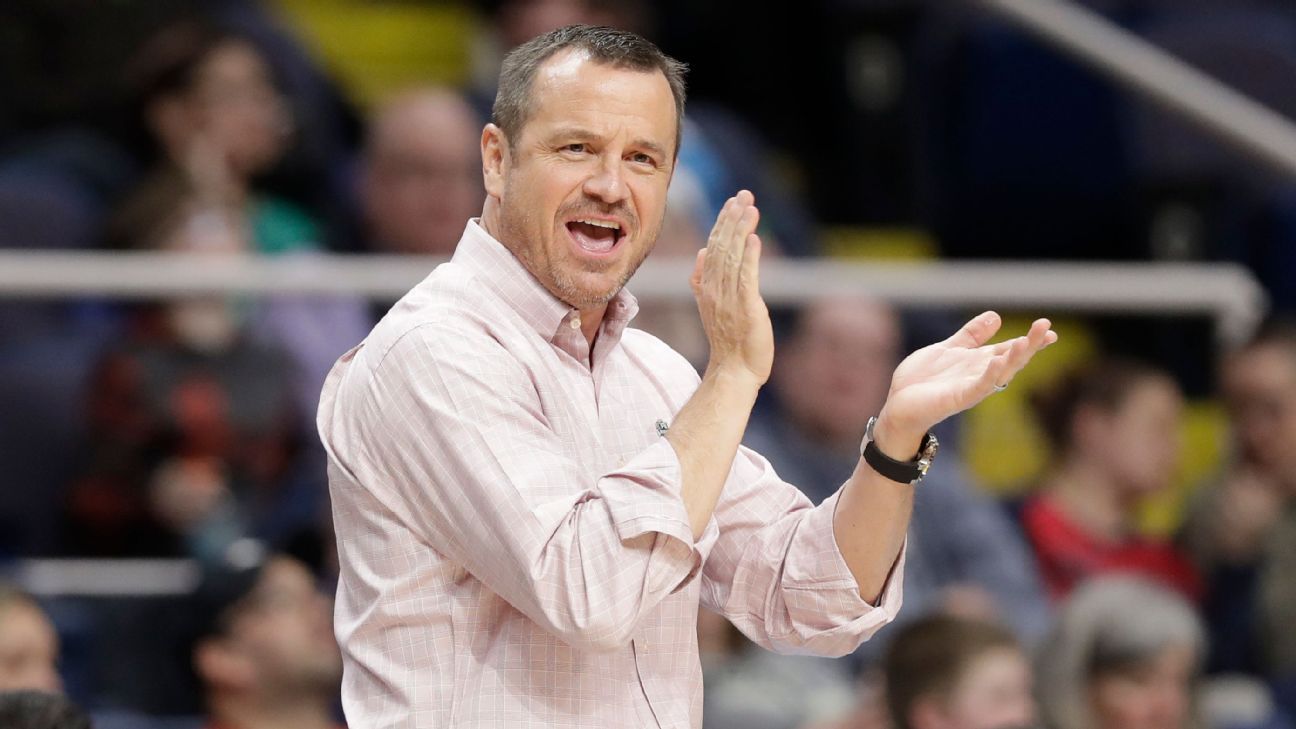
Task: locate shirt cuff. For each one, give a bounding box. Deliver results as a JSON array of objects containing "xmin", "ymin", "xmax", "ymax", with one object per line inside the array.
[
  {"xmin": 599, "ymin": 438, "xmax": 713, "ymax": 592},
  {"xmin": 781, "ymin": 489, "xmax": 906, "ymax": 622}
]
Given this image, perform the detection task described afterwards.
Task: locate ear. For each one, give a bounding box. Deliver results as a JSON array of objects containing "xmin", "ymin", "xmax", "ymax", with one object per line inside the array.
[
  {"xmin": 194, "ymin": 638, "xmax": 256, "ymax": 691},
  {"xmin": 481, "ymin": 123, "xmax": 510, "ymax": 200}
]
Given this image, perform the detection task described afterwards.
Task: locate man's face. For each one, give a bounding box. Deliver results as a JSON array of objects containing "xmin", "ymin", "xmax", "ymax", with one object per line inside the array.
[
  {"xmin": 363, "ymin": 94, "xmax": 485, "ymax": 255},
  {"xmin": 925, "ymin": 647, "xmax": 1036, "ymax": 729},
  {"xmin": 227, "ymin": 558, "xmax": 341, "ymax": 694},
  {"xmin": 0, "ymin": 600, "xmax": 61, "ymax": 693},
  {"xmin": 483, "ymin": 50, "xmax": 676, "ymax": 311},
  {"xmin": 1090, "ymin": 644, "xmax": 1195, "ymax": 729},
  {"xmin": 775, "ymin": 301, "xmax": 899, "ymax": 446},
  {"xmin": 1223, "ymin": 343, "xmax": 1296, "ymax": 485}
]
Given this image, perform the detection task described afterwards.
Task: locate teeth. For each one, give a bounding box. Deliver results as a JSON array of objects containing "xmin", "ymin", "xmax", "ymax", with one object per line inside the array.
[{"xmin": 576, "ymin": 219, "xmax": 621, "ymax": 230}]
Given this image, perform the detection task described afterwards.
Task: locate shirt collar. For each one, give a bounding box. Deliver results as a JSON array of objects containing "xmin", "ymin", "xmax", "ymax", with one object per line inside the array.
[{"xmin": 451, "ymin": 219, "xmax": 640, "ymax": 342}]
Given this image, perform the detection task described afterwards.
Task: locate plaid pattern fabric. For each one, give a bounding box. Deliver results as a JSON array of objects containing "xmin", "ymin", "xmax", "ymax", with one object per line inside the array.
[{"xmin": 317, "ymin": 220, "xmax": 904, "ymax": 728}]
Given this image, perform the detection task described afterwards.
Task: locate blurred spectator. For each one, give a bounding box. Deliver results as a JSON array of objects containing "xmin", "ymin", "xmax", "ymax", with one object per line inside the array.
[
  {"xmin": 0, "ymin": 585, "xmax": 61, "ymax": 694},
  {"xmin": 121, "ymin": 19, "xmax": 371, "ymax": 421},
  {"xmin": 0, "ymin": 691, "xmax": 91, "ymax": 729},
  {"xmin": 180, "ymin": 550, "xmax": 342, "ymax": 729},
  {"xmin": 124, "ymin": 22, "xmax": 294, "ymax": 232},
  {"xmin": 64, "ymin": 184, "xmax": 303, "ymax": 561},
  {"xmin": 744, "ymin": 297, "xmax": 1051, "ymax": 667},
  {"xmin": 1020, "ymin": 358, "xmax": 1201, "ymax": 602},
  {"xmin": 359, "ymin": 87, "xmax": 484, "ymax": 256},
  {"xmin": 1036, "ymin": 576, "xmax": 1204, "ymax": 729},
  {"xmin": 697, "ymin": 607, "xmax": 857, "ymax": 729},
  {"xmin": 882, "ymin": 614, "xmax": 1036, "ymax": 729},
  {"xmin": 1182, "ymin": 320, "xmax": 1296, "ymax": 679}
]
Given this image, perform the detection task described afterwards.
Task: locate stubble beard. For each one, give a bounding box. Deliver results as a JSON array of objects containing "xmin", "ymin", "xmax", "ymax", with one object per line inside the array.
[{"xmin": 499, "ymin": 202, "xmax": 662, "ymax": 311}]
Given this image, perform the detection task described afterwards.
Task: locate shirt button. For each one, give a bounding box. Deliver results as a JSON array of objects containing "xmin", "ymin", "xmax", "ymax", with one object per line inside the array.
[{"xmin": 569, "ymin": 317, "xmax": 581, "ymax": 330}]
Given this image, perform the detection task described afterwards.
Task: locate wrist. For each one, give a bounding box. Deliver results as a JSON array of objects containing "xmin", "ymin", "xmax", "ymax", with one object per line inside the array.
[
  {"xmin": 704, "ymin": 361, "xmax": 765, "ymax": 394},
  {"xmin": 871, "ymin": 408, "xmax": 927, "ymax": 462}
]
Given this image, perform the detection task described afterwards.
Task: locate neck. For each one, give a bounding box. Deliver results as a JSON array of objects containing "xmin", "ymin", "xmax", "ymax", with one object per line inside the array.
[
  {"xmin": 1043, "ymin": 458, "xmax": 1133, "ymax": 541},
  {"xmin": 208, "ymin": 690, "xmax": 335, "ymax": 729},
  {"xmin": 480, "ymin": 205, "xmax": 609, "ymax": 350},
  {"xmin": 578, "ymin": 304, "xmax": 607, "ymax": 349}
]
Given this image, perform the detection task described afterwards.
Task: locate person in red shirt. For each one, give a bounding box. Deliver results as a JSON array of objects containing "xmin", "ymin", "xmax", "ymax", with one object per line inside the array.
[{"xmin": 1020, "ymin": 358, "xmax": 1201, "ymax": 602}]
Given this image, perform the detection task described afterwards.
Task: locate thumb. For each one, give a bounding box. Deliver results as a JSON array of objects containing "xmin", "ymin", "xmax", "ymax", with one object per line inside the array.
[{"xmin": 690, "ymin": 249, "xmax": 706, "ymax": 296}]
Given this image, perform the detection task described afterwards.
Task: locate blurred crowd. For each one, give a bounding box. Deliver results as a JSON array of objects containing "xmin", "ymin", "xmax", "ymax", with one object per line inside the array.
[{"xmin": 3, "ymin": 0, "xmax": 1296, "ymax": 727}]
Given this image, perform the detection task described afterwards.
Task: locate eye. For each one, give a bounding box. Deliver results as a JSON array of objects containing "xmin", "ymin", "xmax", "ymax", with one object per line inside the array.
[
  {"xmin": 562, "ymin": 143, "xmax": 587, "ymax": 154},
  {"xmin": 629, "ymin": 152, "xmax": 656, "ymax": 166}
]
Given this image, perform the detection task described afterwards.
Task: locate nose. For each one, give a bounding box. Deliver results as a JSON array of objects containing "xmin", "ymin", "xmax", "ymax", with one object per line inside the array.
[{"xmin": 582, "ymin": 156, "xmax": 629, "ymax": 204}]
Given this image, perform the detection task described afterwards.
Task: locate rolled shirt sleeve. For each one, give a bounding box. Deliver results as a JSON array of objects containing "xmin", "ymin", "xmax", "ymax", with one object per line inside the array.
[{"xmin": 701, "ymin": 447, "xmax": 905, "ymax": 657}]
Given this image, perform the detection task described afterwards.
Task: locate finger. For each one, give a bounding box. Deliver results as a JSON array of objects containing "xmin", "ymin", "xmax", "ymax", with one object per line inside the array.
[
  {"xmin": 691, "ymin": 249, "xmax": 706, "ymax": 296},
  {"xmin": 987, "ymin": 318, "xmax": 1055, "ymax": 356},
  {"xmin": 705, "ymin": 197, "xmax": 737, "ymax": 254},
  {"xmin": 739, "ymin": 232, "xmax": 762, "ymax": 295},
  {"xmin": 946, "ymin": 311, "xmax": 1002, "ymax": 349},
  {"xmin": 718, "ymin": 200, "xmax": 759, "ymax": 293},
  {"xmin": 704, "ymin": 197, "xmax": 740, "ymax": 284},
  {"xmin": 986, "ymin": 320, "xmax": 1057, "ymax": 387}
]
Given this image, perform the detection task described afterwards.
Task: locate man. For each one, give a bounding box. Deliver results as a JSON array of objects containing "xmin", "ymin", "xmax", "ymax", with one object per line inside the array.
[
  {"xmin": 317, "ymin": 25, "xmax": 1055, "ymax": 727},
  {"xmin": 882, "ymin": 615, "xmax": 1036, "ymax": 729},
  {"xmin": 0, "ymin": 585, "xmax": 60, "ymax": 694},
  {"xmin": 360, "ymin": 88, "xmax": 486, "ymax": 256},
  {"xmin": 186, "ymin": 552, "xmax": 343, "ymax": 729},
  {"xmin": 1183, "ymin": 319, "xmax": 1296, "ymax": 679},
  {"xmin": 744, "ymin": 298, "xmax": 1050, "ymax": 665}
]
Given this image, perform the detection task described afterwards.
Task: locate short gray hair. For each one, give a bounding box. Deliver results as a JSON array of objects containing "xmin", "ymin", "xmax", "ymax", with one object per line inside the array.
[
  {"xmin": 492, "ymin": 24, "xmax": 688, "ymax": 156},
  {"xmin": 1036, "ymin": 577, "xmax": 1206, "ymax": 729}
]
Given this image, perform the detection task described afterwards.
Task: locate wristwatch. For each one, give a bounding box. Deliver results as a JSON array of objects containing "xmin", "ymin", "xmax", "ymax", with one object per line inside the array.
[{"xmin": 860, "ymin": 416, "xmax": 939, "ymax": 485}]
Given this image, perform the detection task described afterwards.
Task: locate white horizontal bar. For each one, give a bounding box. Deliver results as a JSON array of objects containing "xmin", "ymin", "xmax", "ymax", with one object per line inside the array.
[
  {"xmin": 0, "ymin": 250, "xmax": 1267, "ymax": 346},
  {"xmin": 15, "ymin": 559, "xmax": 200, "ymax": 597}
]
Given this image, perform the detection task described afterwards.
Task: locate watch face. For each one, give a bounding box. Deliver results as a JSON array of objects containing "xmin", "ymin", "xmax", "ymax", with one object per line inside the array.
[{"xmin": 920, "ymin": 433, "xmax": 939, "ymax": 462}]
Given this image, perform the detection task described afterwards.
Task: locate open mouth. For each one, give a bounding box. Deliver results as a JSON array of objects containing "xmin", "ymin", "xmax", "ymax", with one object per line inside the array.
[{"xmin": 565, "ymin": 218, "xmax": 624, "ymax": 255}]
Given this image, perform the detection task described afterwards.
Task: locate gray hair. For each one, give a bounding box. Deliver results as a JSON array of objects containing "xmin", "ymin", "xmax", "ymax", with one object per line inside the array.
[
  {"xmin": 491, "ymin": 24, "xmax": 688, "ymax": 157},
  {"xmin": 1036, "ymin": 576, "xmax": 1206, "ymax": 729}
]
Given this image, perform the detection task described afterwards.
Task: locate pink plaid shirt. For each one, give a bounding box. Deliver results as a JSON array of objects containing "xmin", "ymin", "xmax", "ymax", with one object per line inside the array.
[{"xmin": 317, "ymin": 221, "xmax": 905, "ymax": 728}]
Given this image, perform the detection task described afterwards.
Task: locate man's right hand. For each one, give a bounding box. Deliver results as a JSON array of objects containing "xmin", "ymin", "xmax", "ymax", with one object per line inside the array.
[{"xmin": 690, "ymin": 190, "xmax": 774, "ymax": 387}]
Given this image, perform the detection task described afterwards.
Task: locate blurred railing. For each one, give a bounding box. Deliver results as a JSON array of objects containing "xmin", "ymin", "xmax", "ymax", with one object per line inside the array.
[
  {"xmin": 975, "ymin": 0, "xmax": 1296, "ymax": 178},
  {"xmin": 0, "ymin": 250, "xmax": 1268, "ymax": 346}
]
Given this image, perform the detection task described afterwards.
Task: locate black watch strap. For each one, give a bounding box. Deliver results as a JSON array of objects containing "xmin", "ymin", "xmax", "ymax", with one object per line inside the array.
[{"xmin": 861, "ymin": 416, "xmax": 939, "ymax": 485}]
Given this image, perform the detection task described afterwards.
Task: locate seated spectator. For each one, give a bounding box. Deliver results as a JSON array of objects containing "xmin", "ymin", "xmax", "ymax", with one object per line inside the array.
[
  {"xmin": 181, "ymin": 549, "xmax": 342, "ymax": 729},
  {"xmin": 1021, "ymin": 358, "xmax": 1200, "ymax": 602},
  {"xmin": 0, "ymin": 691, "xmax": 90, "ymax": 729},
  {"xmin": 1036, "ymin": 576, "xmax": 1204, "ymax": 729},
  {"xmin": 697, "ymin": 606, "xmax": 857, "ymax": 729},
  {"xmin": 0, "ymin": 585, "xmax": 60, "ymax": 693},
  {"xmin": 121, "ymin": 19, "xmax": 370, "ymax": 424},
  {"xmin": 882, "ymin": 615, "xmax": 1036, "ymax": 729},
  {"xmin": 64, "ymin": 186, "xmax": 303, "ymax": 560},
  {"xmin": 743, "ymin": 297, "xmax": 1050, "ymax": 667},
  {"xmin": 359, "ymin": 87, "xmax": 484, "ymax": 256},
  {"xmin": 1182, "ymin": 319, "xmax": 1296, "ymax": 681}
]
